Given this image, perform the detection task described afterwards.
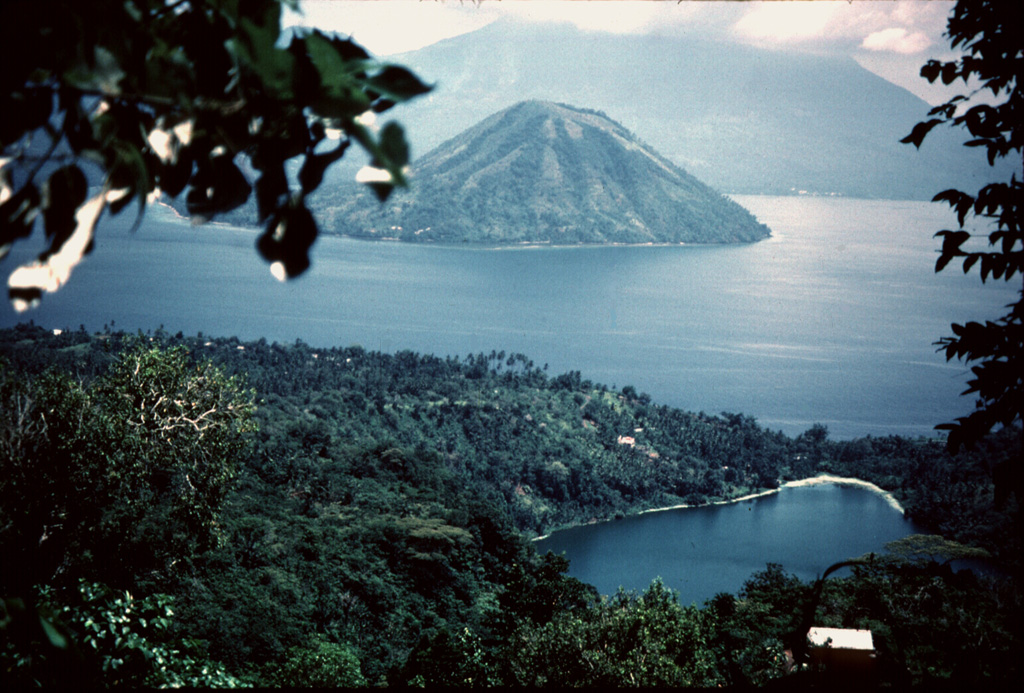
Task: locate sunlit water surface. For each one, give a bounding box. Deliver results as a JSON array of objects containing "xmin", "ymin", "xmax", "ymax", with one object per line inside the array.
[{"xmin": 2, "ymin": 195, "xmax": 1015, "ymax": 439}]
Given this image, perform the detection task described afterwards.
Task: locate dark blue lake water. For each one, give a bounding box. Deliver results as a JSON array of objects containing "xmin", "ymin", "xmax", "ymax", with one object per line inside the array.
[
  {"xmin": 1, "ymin": 195, "xmax": 1015, "ymax": 439},
  {"xmin": 535, "ymin": 483, "xmax": 923, "ymax": 605}
]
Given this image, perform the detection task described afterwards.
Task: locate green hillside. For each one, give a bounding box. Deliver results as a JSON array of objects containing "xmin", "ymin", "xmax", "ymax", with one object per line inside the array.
[
  {"xmin": 314, "ymin": 101, "xmax": 771, "ymax": 245},
  {"xmin": 1, "ymin": 326, "xmax": 1019, "ymax": 687}
]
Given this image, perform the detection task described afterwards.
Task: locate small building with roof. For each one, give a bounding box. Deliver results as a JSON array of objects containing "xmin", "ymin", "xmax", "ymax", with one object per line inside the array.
[{"xmin": 807, "ymin": 627, "xmax": 876, "ymax": 677}]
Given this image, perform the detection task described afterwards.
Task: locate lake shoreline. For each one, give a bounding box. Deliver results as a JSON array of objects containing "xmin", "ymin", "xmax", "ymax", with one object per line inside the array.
[
  {"xmin": 532, "ymin": 474, "xmax": 904, "ymax": 541},
  {"xmin": 642, "ymin": 474, "xmax": 905, "ymax": 516}
]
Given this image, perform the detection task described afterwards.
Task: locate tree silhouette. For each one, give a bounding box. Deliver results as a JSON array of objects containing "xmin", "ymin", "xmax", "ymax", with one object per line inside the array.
[
  {"xmin": 0, "ymin": 0, "xmax": 429, "ymax": 310},
  {"xmin": 903, "ymin": 0, "xmax": 1023, "ymax": 459}
]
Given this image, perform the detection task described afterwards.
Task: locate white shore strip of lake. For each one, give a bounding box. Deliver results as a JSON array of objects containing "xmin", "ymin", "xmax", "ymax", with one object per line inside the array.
[
  {"xmin": 532, "ymin": 474, "xmax": 904, "ymax": 541},
  {"xmin": 639, "ymin": 474, "xmax": 905, "ymax": 517}
]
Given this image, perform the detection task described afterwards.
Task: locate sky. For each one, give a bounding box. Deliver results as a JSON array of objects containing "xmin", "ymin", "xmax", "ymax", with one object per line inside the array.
[{"xmin": 282, "ymin": 0, "xmax": 965, "ymax": 105}]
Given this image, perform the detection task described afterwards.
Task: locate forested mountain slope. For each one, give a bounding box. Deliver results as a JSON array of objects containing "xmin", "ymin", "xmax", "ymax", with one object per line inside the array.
[
  {"xmin": 316, "ymin": 101, "xmax": 770, "ymax": 244},
  {"xmin": 1, "ymin": 325, "xmax": 1019, "ymax": 686}
]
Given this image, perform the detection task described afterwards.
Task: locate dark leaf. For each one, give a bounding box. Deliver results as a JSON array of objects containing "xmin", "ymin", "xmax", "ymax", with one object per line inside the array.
[
  {"xmin": 940, "ymin": 61, "xmax": 959, "ymax": 85},
  {"xmin": 58, "ymin": 91, "xmax": 97, "ymax": 154},
  {"xmin": 42, "ymin": 165, "xmax": 88, "ymax": 247},
  {"xmin": 367, "ymin": 182, "xmax": 395, "ymax": 203},
  {"xmin": 303, "ymin": 32, "xmax": 371, "ymax": 116},
  {"xmin": 8, "ymin": 286, "xmax": 42, "ymax": 308},
  {"xmin": 156, "ymin": 153, "xmax": 194, "ymax": 199},
  {"xmin": 378, "ymin": 122, "xmax": 410, "ymax": 170},
  {"xmin": 963, "ymin": 104, "xmax": 999, "ymax": 138},
  {"xmin": 108, "ymin": 141, "xmax": 150, "ymax": 198},
  {"xmin": 233, "ymin": 0, "xmax": 295, "ymax": 99},
  {"xmin": 367, "ymin": 66, "xmax": 432, "ymax": 102},
  {"xmin": 329, "ymin": 34, "xmax": 371, "ymax": 62},
  {"xmin": 0, "ymin": 90, "xmax": 53, "ymax": 148},
  {"xmin": 901, "ymin": 119, "xmax": 943, "ymax": 149},
  {"xmin": 990, "ymin": 254, "xmax": 1007, "ymax": 279},
  {"xmin": 343, "ymin": 118, "xmax": 375, "ymax": 153},
  {"xmin": 186, "ymin": 155, "xmax": 253, "ymax": 219},
  {"xmin": 298, "ymin": 140, "xmax": 350, "ymax": 195},
  {"xmin": 254, "ymin": 165, "xmax": 288, "ymax": 223},
  {"xmin": 932, "ymin": 189, "xmax": 976, "ymax": 226},
  {"xmin": 288, "ymin": 33, "xmax": 321, "ymax": 104},
  {"xmin": 372, "ymin": 98, "xmax": 397, "ymax": 114},
  {"xmin": 920, "ymin": 60, "xmax": 942, "ymax": 83},
  {"xmin": 932, "ymin": 189, "xmax": 974, "ymax": 206},
  {"xmin": 926, "ymin": 94, "xmax": 966, "ymax": 118},
  {"xmin": 936, "ymin": 230, "xmax": 971, "ymax": 264},
  {"xmin": 256, "ymin": 202, "xmax": 318, "ymax": 279},
  {"xmin": 979, "ymin": 256, "xmax": 995, "ymax": 281},
  {"xmin": 104, "ymin": 141, "xmax": 151, "ymax": 228},
  {"xmin": 1000, "ymin": 232, "xmax": 1020, "ymax": 257},
  {"xmin": 309, "ymin": 119, "xmax": 326, "ymax": 144}
]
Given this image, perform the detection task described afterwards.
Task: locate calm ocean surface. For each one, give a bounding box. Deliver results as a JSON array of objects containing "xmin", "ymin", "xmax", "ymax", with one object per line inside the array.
[
  {"xmin": 534, "ymin": 483, "xmax": 923, "ymax": 604},
  {"xmin": 1, "ymin": 195, "xmax": 1015, "ymax": 439}
]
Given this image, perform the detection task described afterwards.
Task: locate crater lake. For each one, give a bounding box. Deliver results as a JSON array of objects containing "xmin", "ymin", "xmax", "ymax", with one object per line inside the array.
[{"xmin": 534, "ymin": 481, "xmax": 924, "ymax": 605}]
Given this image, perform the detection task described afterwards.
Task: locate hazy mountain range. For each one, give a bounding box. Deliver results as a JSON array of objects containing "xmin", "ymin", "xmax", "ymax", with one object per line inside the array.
[
  {"xmin": 169, "ymin": 17, "xmax": 1004, "ymax": 237},
  {"xmin": 315, "ymin": 100, "xmax": 769, "ymax": 244},
  {"xmin": 374, "ymin": 19, "xmax": 1006, "ymax": 201}
]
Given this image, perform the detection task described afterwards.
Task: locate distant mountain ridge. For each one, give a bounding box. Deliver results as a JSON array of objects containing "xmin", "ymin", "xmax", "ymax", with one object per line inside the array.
[
  {"xmin": 314, "ymin": 100, "xmax": 770, "ymax": 244},
  {"xmin": 374, "ymin": 19, "xmax": 1010, "ymax": 200}
]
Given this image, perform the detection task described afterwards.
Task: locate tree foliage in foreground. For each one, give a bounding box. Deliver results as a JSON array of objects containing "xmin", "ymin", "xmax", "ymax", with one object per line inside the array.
[
  {"xmin": 903, "ymin": 0, "xmax": 1023, "ymax": 459},
  {"xmin": 1, "ymin": 340, "xmax": 257, "ymax": 686},
  {"xmin": 505, "ymin": 579, "xmax": 726, "ymax": 687},
  {"xmin": 0, "ymin": 341, "xmax": 256, "ymax": 594},
  {"xmin": 1, "ymin": 580, "xmax": 246, "ymax": 688},
  {"xmin": 0, "ymin": 0, "xmax": 429, "ymax": 310}
]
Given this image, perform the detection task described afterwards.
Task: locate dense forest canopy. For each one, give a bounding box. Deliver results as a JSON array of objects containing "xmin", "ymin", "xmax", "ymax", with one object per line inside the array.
[{"xmin": 1, "ymin": 326, "xmax": 1019, "ymax": 686}]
